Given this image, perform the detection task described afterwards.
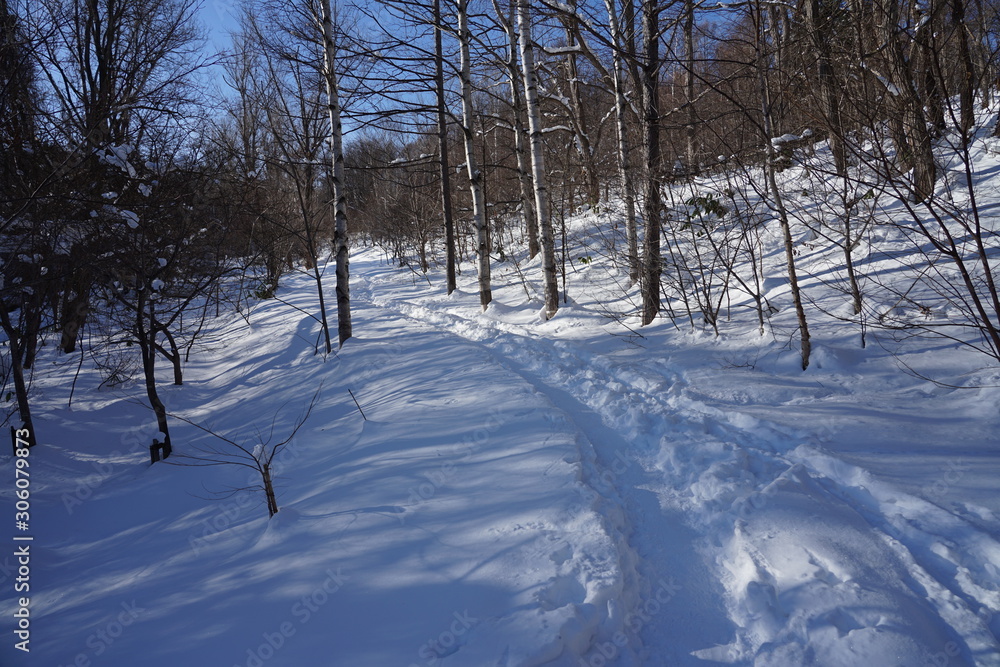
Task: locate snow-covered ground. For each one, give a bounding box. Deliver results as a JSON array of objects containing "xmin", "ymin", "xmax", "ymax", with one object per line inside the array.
[
  {"xmin": 3, "ymin": 136, "xmax": 1000, "ymax": 665},
  {"xmin": 356, "ymin": 225, "xmax": 1000, "ymax": 666}
]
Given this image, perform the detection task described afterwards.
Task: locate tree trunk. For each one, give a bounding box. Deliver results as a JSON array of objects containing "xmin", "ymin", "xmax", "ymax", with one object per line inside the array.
[
  {"xmin": 21, "ymin": 293, "xmax": 42, "ymax": 370},
  {"xmin": 263, "ymin": 463, "xmax": 279, "ymax": 517},
  {"xmin": 560, "ymin": 0, "xmax": 600, "ymax": 207},
  {"xmin": 640, "ymin": 0, "xmax": 663, "ymax": 325},
  {"xmin": 434, "ymin": 0, "xmax": 458, "ymax": 293},
  {"xmin": 0, "ymin": 301, "xmax": 35, "ymax": 444},
  {"xmin": 757, "ymin": 3, "xmax": 810, "ymax": 369},
  {"xmin": 876, "ymin": 0, "xmax": 936, "ymax": 201},
  {"xmin": 499, "ymin": 0, "xmax": 540, "ymax": 258},
  {"xmin": 952, "ymin": 0, "xmax": 975, "ymax": 141},
  {"xmin": 458, "ymin": 0, "xmax": 492, "ymax": 310},
  {"xmin": 138, "ymin": 295, "xmax": 171, "ymax": 459},
  {"xmin": 683, "ymin": 0, "xmax": 697, "ymax": 174},
  {"xmin": 604, "ymin": 0, "xmax": 639, "ymax": 284},
  {"xmin": 60, "ymin": 250, "xmax": 90, "ymax": 354},
  {"xmin": 518, "ymin": 0, "xmax": 558, "ymax": 317},
  {"xmin": 805, "ymin": 0, "xmax": 847, "ymax": 175},
  {"xmin": 313, "ymin": 263, "xmax": 334, "ymax": 355},
  {"xmin": 844, "ymin": 230, "xmax": 864, "ymax": 318},
  {"xmin": 914, "ymin": 0, "xmax": 947, "ymax": 138},
  {"xmin": 154, "ymin": 322, "xmax": 184, "ymax": 385},
  {"xmin": 514, "ymin": 102, "xmax": 540, "ymax": 259},
  {"xmin": 621, "ymin": 0, "xmax": 643, "ymax": 111},
  {"xmin": 320, "ymin": 0, "xmax": 353, "ymax": 346}
]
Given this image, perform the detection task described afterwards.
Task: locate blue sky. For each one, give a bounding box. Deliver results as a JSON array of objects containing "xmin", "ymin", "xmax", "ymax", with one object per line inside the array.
[{"xmin": 199, "ymin": 0, "xmax": 239, "ymax": 53}]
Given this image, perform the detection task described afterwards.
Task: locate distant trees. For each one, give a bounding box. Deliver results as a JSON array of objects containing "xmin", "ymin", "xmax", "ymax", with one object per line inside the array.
[
  {"xmin": 233, "ymin": 12, "xmax": 339, "ymax": 355},
  {"xmin": 216, "ymin": 0, "xmax": 360, "ymax": 354}
]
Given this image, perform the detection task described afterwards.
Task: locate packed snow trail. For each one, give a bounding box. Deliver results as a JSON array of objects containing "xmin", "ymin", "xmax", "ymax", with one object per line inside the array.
[{"xmin": 356, "ymin": 248, "xmax": 1000, "ymax": 666}]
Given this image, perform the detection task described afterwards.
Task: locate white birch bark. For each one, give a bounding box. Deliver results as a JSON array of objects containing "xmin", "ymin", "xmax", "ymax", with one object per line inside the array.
[
  {"xmin": 492, "ymin": 0, "xmax": 540, "ymax": 258},
  {"xmin": 604, "ymin": 0, "xmax": 639, "ymax": 285},
  {"xmin": 320, "ymin": 0, "xmax": 352, "ymax": 346},
  {"xmin": 683, "ymin": 0, "xmax": 697, "ymax": 173},
  {"xmin": 517, "ymin": 0, "xmax": 558, "ymax": 318},
  {"xmin": 457, "ymin": 0, "xmax": 492, "ymax": 310}
]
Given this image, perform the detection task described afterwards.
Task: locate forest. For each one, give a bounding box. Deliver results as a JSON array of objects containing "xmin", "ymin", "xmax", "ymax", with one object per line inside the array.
[
  {"xmin": 2, "ymin": 0, "xmax": 999, "ymax": 450},
  {"xmin": 4, "ymin": 1, "xmax": 1000, "ymax": 664}
]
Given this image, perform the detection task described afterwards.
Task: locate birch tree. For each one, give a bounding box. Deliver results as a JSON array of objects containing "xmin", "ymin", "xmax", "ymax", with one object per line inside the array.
[
  {"xmin": 682, "ymin": 0, "xmax": 697, "ymax": 173},
  {"xmin": 450, "ymin": 1, "xmax": 489, "ymax": 305},
  {"xmin": 457, "ymin": 0, "xmax": 492, "ymax": 309},
  {"xmin": 319, "ymin": 0, "xmax": 353, "ymax": 345},
  {"xmin": 556, "ymin": 0, "xmax": 600, "ymax": 208},
  {"xmin": 518, "ymin": 0, "xmax": 559, "ymax": 317},
  {"xmin": 604, "ymin": 0, "xmax": 639, "ymax": 284},
  {"xmin": 491, "ymin": 0, "xmax": 540, "ymax": 259}
]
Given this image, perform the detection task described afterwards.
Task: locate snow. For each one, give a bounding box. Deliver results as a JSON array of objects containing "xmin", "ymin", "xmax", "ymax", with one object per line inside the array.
[
  {"xmin": 862, "ymin": 64, "xmax": 902, "ymax": 96},
  {"xmin": 2, "ymin": 113, "xmax": 1000, "ymax": 667},
  {"xmin": 100, "ymin": 144, "xmax": 138, "ymax": 178},
  {"xmin": 770, "ymin": 133, "xmax": 800, "ymax": 146},
  {"xmin": 120, "ymin": 209, "xmax": 140, "ymax": 229},
  {"xmin": 544, "ymin": 45, "xmax": 585, "ymax": 56}
]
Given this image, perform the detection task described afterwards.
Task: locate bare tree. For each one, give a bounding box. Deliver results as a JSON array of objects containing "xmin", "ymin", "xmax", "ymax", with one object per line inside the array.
[
  {"xmin": 603, "ymin": 0, "xmax": 640, "ymax": 284},
  {"xmin": 318, "ymin": 0, "xmax": 353, "ymax": 346},
  {"xmin": 491, "ymin": 0, "xmax": 540, "ymax": 259},
  {"xmin": 518, "ymin": 0, "xmax": 559, "ymax": 317},
  {"xmin": 170, "ymin": 389, "xmax": 321, "ymax": 517},
  {"xmin": 457, "ymin": 0, "xmax": 493, "ymax": 310},
  {"xmin": 752, "ymin": 0, "xmax": 811, "ymax": 367},
  {"xmin": 435, "ymin": 0, "xmax": 460, "ymax": 291},
  {"xmin": 30, "ymin": 0, "xmax": 207, "ymax": 353},
  {"xmin": 640, "ymin": 0, "xmax": 663, "ymax": 325}
]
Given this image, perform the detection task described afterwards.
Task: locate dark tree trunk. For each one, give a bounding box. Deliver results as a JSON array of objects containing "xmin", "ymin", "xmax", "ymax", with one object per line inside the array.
[
  {"xmin": 434, "ymin": 0, "xmax": 458, "ymax": 293},
  {"xmin": 263, "ymin": 463, "xmax": 278, "ymax": 516},
  {"xmin": 0, "ymin": 301, "xmax": 35, "ymax": 444},
  {"xmin": 138, "ymin": 295, "xmax": 171, "ymax": 459},
  {"xmin": 640, "ymin": 0, "xmax": 663, "ymax": 325}
]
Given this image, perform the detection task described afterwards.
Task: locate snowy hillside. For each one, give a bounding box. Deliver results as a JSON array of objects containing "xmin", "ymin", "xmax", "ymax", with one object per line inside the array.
[{"xmin": 3, "ymin": 138, "xmax": 1000, "ymax": 666}]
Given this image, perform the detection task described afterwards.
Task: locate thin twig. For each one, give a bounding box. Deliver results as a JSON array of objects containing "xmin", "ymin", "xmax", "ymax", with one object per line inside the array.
[{"xmin": 348, "ymin": 388, "xmax": 368, "ymax": 421}]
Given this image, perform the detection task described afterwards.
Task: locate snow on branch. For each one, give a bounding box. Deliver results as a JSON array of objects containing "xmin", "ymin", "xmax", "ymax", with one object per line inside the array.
[{"xmin": 542, "ymin": 45, "xmax": 584, "ymax": 56}]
